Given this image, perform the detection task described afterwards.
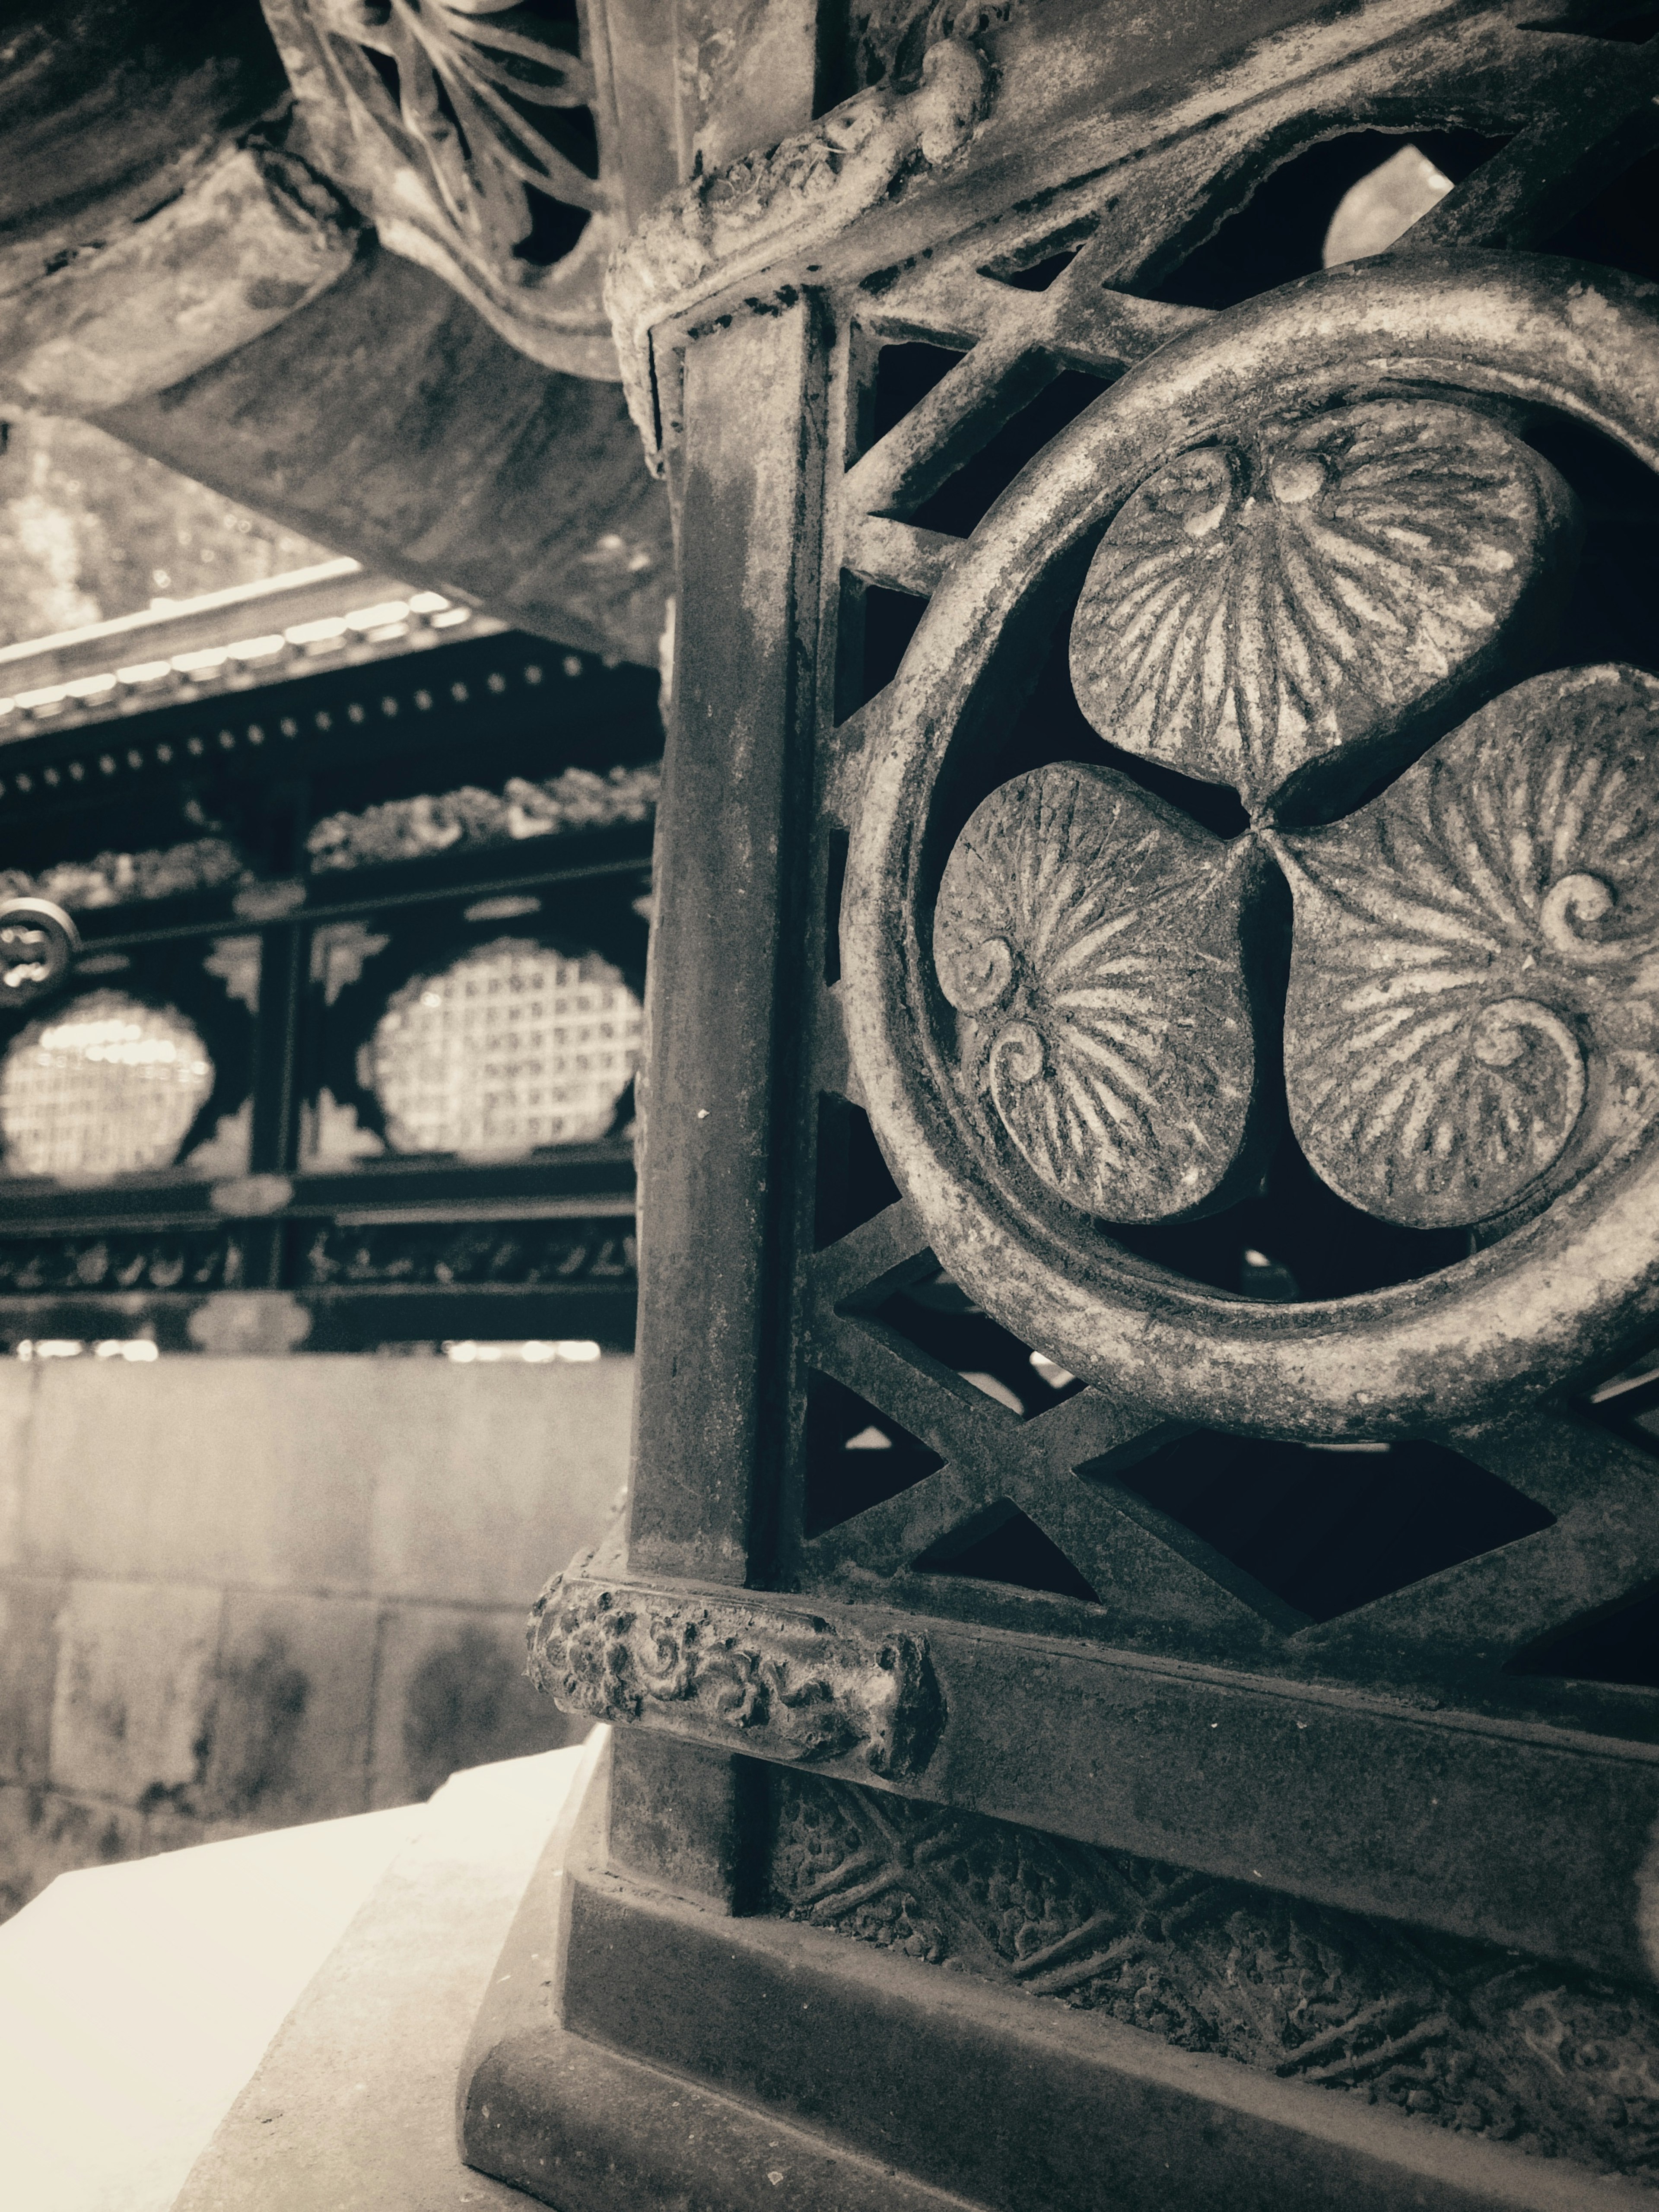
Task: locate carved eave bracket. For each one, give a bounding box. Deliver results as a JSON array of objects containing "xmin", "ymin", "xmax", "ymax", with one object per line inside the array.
[{"xmin": 529, "ymin": 1553, "xmax": 946, "ymax": 1780}]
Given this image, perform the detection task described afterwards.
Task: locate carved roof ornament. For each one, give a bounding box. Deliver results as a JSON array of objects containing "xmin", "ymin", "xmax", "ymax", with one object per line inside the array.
[
  {"xmin": 262, "ymin": 0, "xmax": 625, "ymax": 378},
  {"xmin": 842, "ymin": 256, "xmax": 1659, "ymax": 1437}
]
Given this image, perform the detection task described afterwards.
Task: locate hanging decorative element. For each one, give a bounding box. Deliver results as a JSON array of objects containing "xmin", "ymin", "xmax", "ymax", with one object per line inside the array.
[
  {"xmin": 0, "ymin": 898, "xmax": 78, "ymax": 1010},
  {"xmin": 933, "ymin": 763, "xmax": 1265, "ymax": 1221},
  {"xmin": 1069, "ymin": 400, "xmax": 1578, "ymax": 816}
]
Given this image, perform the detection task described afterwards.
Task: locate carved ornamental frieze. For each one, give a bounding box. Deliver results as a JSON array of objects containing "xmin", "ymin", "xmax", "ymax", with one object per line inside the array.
[
  {"xmin": 842, "ymin": 255, "xmax": 1659, "ymax": 1438},
  {"xmin": 528, "ymin": 1555, "xmax": 944, "ymax": 1778}
]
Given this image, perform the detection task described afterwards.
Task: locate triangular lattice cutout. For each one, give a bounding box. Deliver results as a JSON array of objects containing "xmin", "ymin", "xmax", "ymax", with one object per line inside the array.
[
  {"xmin": 915, "ymin": 1502, "xmax": 1099, "ymax": 1603},
  {"xmin": 805, "ymin": 1372, "xmax": 942, "ymax": 1538}
]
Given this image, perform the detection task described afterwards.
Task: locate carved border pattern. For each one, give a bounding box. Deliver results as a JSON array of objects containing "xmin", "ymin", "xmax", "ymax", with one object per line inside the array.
[
  {"xmin": 528, "ymin": 1557, "xmax": 944, "ymax": 1778},
  {"xmin": 771, "ymin": 1770, "xmax": 1659, "ymax": 2182}
]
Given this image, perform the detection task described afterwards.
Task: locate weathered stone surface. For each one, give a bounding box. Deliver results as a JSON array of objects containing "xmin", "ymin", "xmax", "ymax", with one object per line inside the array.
[
  {"xmin": 0, "ymin": 140, "xmax": 357, "ymax": 413},
  {"xmin": 194, "ymin": 1592, "xmax": 380, "ymax": 1827},
  {"xmin": 369, "ymin": 1602, "xmax": 581, "ymax": 1809},
  {"xmin": 367, "ymin": 1356, "xmax": 632, "ymax": 1608},
  {"xmin": 1279, "ymin": 662, "xmax": 1659, "ymax": 1230},
  {"xmin": 529, "ymin": 1557, "xmax": 944, "ymax": 1778},
  {"xmin": 0, "ymin": 1579, "xmax": 60, "ymax": 1788},
  {"xmin": 102, "ymin": 242, "xmax": 671, "ymax": 667},
  {"xmin": 47, "ymin": 1578, "xmax": 222, "ymax": 1805},
  {"xmin": 1070, "ymin": 400, "xmax": 1579, "ymax": 818},
  {"xmin": 933, "ymin": 760, "xmax": 1264, "ymax": 1222},
  {"xmin": 19, "ymin": 1359, "xmax": 375, "ymax": 1592},
  {"xmin": 0, "ymin": 1778, "xmax": 143, "ymax": 1921}
]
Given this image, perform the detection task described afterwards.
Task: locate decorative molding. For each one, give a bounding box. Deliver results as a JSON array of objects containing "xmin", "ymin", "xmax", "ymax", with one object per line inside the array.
[
  {"xmin": 771, "ymin": 1770, "xmax": 1659, "ymax": 2183},
  {"xmin": 528, "ymin": 1557, "xmax": 944, "ymax": 1777},
  {"xmin": 933, "ymin": 762, "xmax": 1264, "ymax": 1221},
  {"xmin": 306, "ymin": 760, "xmax": 659, "ymax": 872},
  {"xmin": 1070, "ymin": 399, "xmax": 1578, "ymax": 817},
  {"xmin": 605, "ymin": 36, "xmax": 993, "ymax": 468},
  {"xmin": 1280, "ymin": 664, "xmax": 1659, "ymax": 1230}
]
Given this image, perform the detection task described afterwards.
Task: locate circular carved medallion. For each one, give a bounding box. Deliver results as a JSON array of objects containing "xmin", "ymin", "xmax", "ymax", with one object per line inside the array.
[{"xmin": 841, "ymin": 255, "xmax": 1659, "ymax": 1437}]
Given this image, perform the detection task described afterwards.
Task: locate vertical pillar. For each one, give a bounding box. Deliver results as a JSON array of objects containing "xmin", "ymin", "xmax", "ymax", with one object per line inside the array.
[{"xmin": 627, "ymin": 301, "xmax": 827, "ymax": 1588}]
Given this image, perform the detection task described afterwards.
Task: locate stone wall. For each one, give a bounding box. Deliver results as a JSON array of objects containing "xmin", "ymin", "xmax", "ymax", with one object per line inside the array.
[{"xmin": 0, "ymin": 1354, "xmax": 629, "ymax": 1917}]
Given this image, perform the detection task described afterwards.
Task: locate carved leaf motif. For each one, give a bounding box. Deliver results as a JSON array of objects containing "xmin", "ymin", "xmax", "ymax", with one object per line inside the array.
[
  {"xmin": 933, "ymin": 762, "xmax": 1260, "ymax": 1222},
  {"xmin": 1279, "ymin": 664, "xmax": 1659, "ymax": 1230},
  {"xmin": 1069, "ymin": 400, "xmax": 1576, "ymax": 812}
]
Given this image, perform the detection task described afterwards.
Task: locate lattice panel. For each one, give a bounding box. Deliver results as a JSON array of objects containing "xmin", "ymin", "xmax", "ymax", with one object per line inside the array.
[
  {"xmin": 779, "ymin": 10, "xmax": 1659, "ymax": 1731},
  {"xmin": 0, "ymin": 991, "xmax": 214, "ymax": 1178},
  {"xmin": 371, "ymin": 937, "xmax": 642, "ymax": 1156}
]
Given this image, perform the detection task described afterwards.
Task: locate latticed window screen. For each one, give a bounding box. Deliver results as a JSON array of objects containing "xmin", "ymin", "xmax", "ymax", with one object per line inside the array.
[
  {"xmin": 373, "ymin": 941, "xmax": 644, "ymax": 1156},
  {"xmin": 0, "ymin": 632, "xmax": 658, "ymax": 1349},
  {"xmin": 0, "ymin": 993, "xmax": 215, "ymax": 1179}
]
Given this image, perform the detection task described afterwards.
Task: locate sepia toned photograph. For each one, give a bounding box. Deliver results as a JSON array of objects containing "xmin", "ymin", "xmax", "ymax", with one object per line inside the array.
[{"xmin": 1, "ymin": 3, "xmax": 1657, "ymax": 2207}]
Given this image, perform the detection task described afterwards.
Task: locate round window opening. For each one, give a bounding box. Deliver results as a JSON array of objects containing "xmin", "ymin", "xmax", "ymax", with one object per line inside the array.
[
  {"xmin": 371, "ymin": 938, "xmax": 643, "ymax": 1159},
  {"xmin": 0, "ymin": 991, "xmax": 215, "ymax": 1178}
]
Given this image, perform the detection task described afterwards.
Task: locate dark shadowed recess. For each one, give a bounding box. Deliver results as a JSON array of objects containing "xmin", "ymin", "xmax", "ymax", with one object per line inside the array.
[
  {"xmin": 1508, "ymin": 1582, "xmax": 1659, "ymax": 1689},
  {"xmin": 804, "ymin": 1370, "xmax": 942, "ymax": 1537},
  {"xmin": 915, "ymin": 1506, "xmax": 1099, "ymax": 1601},
  {"xmin": 875, "ymin": 1271, "xmax": 1081, "ymax": 1424},
  {"xmin": 1096, "ymin": 1432, "xmax": 1554, "ymax": 1623},
  {"xmin": 1151, "ymin": 130, "xmax": 1506, "ymax": 310}
]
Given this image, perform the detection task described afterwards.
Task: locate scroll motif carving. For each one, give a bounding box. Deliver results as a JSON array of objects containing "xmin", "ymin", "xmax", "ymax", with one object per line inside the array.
[
  {"xmin": 1069, "ymin": 400, "xmax": 1578, "ymax": 815},
  {"xmin": 933, "ymin": 763, "xmax": 1264, "ymax": 1220},
  {"xmin": 267, "ymin": 0, "xmax": 623, "ymax": 377},
  {"xmin": 607, "ymin": 37, "xmax": 993, "ymax": 466},
  {"xmin": 527, "ymin": 1558, "xmax": 944, "ymax": 1778},
  {"xmin": 771, "ymin": 1772, "xmax": 1659, "ymax": 2182},
  {"xmin": 1279, "ymin": 664, "xmax": 1659, "ymax": 1229}
]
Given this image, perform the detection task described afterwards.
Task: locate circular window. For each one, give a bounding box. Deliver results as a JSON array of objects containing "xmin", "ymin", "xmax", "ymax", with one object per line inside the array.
[
  {"xmin": 0, "ymin": 991, "xmax": 215, "ymax": 1177},
  {"xmin": 371, "ymin": 939, "xmax": 643, "ymax": 1158}
]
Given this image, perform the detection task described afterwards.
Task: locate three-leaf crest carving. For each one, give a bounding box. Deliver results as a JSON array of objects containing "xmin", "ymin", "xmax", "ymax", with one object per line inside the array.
[{"xmin": 935, "ymin": 398, "xmax": 1659, "ymax": 1233}]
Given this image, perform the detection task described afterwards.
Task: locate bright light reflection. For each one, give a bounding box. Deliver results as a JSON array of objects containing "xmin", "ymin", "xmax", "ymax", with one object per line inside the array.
[
  {"xmin": 37, "ymin": 1016, "xmax": 208, "ymax": 1075},
  {"xmin": 15, "ymin": 1338, "xmax": 159, "ymax": 1362},
  {"xmin": 442, "ymin": 1339, "xmax": 603, "ymax": 1364}
]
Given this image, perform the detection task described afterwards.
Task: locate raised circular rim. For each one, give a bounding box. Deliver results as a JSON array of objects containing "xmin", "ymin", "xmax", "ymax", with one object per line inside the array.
[{"xmin": 841, "ymin": 252, "xmax": 1659, "ymax": 1439}]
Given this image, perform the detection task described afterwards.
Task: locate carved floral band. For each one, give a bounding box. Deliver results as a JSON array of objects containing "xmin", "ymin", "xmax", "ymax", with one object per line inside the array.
[
  {"xmin": 528, "ymin": 1557, "xmax": 944, "ymax": 1779},
  {"xmin": 934, "ymin": 396, "xmax": 1659, "ymax": 1233}
]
